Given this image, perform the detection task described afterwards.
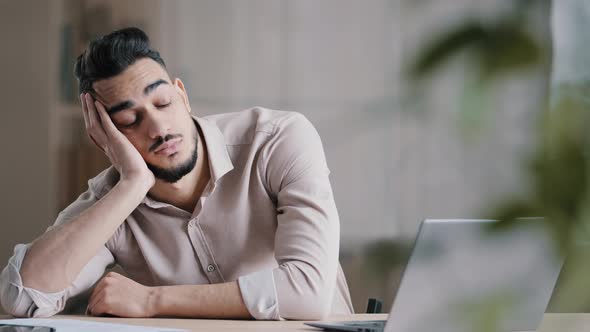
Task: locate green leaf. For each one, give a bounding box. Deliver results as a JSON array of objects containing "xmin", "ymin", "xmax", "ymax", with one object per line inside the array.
[
  {"xmin": 408, "ymin": 21, "xmax": 542, "ymax": 81},
  {"xmin": 477, "ymin": 24, "xmax": 542, "ymax": 78},
  {"xmin": 408, "ymin": 21, "xmax": 488, "ymax": 79}
]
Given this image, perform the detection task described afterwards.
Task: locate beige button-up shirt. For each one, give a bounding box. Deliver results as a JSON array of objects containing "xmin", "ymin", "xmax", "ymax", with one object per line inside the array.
[{"xmin": 0, "ymin": 108, "xmax": 354, "ymax": 319}]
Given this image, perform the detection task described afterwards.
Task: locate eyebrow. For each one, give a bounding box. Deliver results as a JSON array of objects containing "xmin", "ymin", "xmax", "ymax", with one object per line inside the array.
[
  {"xmin": 144, "ymin": 79, "xmax": 169, "ymax": 95},
  {"xmin": 107, "ymin": 79, "xmax": 170, "ymax": 115}
]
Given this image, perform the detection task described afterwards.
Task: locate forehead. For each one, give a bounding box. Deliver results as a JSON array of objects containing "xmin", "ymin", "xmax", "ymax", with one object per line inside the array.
[{"xmin": 92, "ymin": 58, "xmax": 171, "ymax": 105}]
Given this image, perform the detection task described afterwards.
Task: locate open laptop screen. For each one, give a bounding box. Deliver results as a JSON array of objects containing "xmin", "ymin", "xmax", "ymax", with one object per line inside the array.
[{"xmin": 386, "ymin": 219, "xmax": 563, "ymax": 332}]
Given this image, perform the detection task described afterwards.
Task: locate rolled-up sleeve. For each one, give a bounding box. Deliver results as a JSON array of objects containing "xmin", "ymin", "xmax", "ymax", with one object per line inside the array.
[
  {"xmin": 238, "ymin": 112, "xmax": 340, "ymax": 320},
  {"xmin": 237, "ymin": 269, "xmax": 280, "ymax": 320},
  {"xmin": 0, "ymin": 187, "xmax": 116, "ymax": 317}
]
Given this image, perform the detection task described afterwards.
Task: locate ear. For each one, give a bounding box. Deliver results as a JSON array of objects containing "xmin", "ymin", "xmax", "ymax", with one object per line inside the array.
[{"xmin": 173, "ymin": 78, "xmax": 191, "ymax": 113}]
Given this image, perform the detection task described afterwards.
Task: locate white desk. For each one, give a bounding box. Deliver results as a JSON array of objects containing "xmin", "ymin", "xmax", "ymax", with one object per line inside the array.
[{"xmin": 1, "ymin": 313, "xmax": 589, "ymax": 331}]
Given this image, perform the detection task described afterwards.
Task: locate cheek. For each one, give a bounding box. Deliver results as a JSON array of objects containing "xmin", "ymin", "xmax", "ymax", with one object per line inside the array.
[
  {"xmin": 122, "ymin": 132, "xmax": 149, "ymax": 154},
  {"xmin": 172, "ymin": 109, "xmax": 193, "ymax": 131}
]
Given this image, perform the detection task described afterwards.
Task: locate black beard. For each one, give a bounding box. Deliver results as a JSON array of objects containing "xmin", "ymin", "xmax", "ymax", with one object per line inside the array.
[{"xmin": 146, "ymin": 129, "xmax": 199, "ymax": 184}]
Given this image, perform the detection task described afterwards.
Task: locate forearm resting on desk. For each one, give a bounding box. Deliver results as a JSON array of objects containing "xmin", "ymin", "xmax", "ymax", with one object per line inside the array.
[
  {"xmin": 19, "ymin": 179, "xmax": 151, "ymax": 293},
  {"xmin": 86, "ymin": 273, "xmax": 251, "ymax": 319},
  {"xmin": 153, "ymin": 282, "xmax": 251, "ymax": 319}
]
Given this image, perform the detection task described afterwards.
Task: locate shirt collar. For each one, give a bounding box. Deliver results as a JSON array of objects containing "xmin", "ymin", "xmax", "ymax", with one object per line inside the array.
[{"xmin": 192, "ymin": 114, "xmax": 234, "ymax": 183}]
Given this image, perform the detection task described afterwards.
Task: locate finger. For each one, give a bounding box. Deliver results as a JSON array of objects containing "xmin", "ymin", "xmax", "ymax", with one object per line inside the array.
[
  {"xmin": 88, "ymin": 289, "xmax": 105, "ymax": 314},
  {"xmin": 88, "ymin": 279, "xmax": 105, "ymax": 307},
  {"xmin": 89, "ymin": 273, "xmax": 128, "ymax": 316},
  {"xmin": 81, "ymin": 94, "xmax": 102, "ymax": 151},
  {"xmin": 94, "ymin": 100, "xmax": 119, "ymax": 137},
  {"xmin": 89, "ymin": 290, "xmax": 108, "ymax": 316},
  {"xmin": 88, "ymin": 276, "xmax": 113, "ymax": 315},
  {"xmin": 80, "ymin": 93, "xmax": 90, "ymax": 129},
  {"xmin": 84, "ymin": 94, "xmax": 108, "ymax": 147},
  {"xmin": 87, "ymin": 286, "xmax": 104, "ymax": 315},
  {"xmin": 86, "ymin": 94, "xmax": 106, "ymax": 135},
  {"xmin": 91, "ymin": 274, "xmax": 114, "ymax": 299}
]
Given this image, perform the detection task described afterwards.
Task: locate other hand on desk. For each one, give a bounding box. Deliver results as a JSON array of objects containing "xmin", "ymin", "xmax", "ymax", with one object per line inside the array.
[{"xmin": 87, "ymin": 271, "xmax": 158, "ymax": 317}]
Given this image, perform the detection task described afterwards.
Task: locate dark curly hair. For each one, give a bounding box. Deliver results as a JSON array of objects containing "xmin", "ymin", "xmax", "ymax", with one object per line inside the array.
[{"xmin": 74, "ymin": 27, "xmax": 166, "ymax": 94}]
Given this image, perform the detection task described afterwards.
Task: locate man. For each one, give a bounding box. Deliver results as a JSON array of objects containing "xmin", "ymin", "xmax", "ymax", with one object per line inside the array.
[{"xmin": 0, "ymin": 27, "xmax": 353, "ymax": 320}]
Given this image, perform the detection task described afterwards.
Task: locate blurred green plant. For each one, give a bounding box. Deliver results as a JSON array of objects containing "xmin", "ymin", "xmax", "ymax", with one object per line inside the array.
[
  {"xmin": 364, "ymin": 239, "xmax": 414, "ymax": 278},
  {"xmin": 491, "ymin": 89, "xmax": 590, "ymax": 253},
  {"xmin": 406, "ymin": 0, "xmax": 549, "ymax": 135},
  {"xmin": 490, "ymin": 87, "xmax": 590, "ymax": 312},
  {"xmin": 454, "ymin": 290, "xmax": 518, "ymax": 332},
  {"xmin": 366, "ymin": 0, "xmax": 552, "ymax": 268},
  {"xmin": 409, "ymin": 0, "xmax": 547, "ymax": 81},
  {"xmin": 365, "ymin": 0, "xmax": 590, "ymax": 327},
  {"xmin": 409, "ymin": 20, "xmax": 542, "ymax": 81}
]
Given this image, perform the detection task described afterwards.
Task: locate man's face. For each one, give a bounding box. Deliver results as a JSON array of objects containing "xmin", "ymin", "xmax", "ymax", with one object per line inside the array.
[{"xmin": 92, "ymin": 58, "xmax": 198, "ymax": 183}]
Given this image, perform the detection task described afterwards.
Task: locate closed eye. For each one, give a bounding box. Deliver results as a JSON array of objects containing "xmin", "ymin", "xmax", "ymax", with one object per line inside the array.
[
  {"xmin": 157, "ymin": 102, "xmax": 172, "ymax": 108},
  {"xmin": 117, "ymin": 114, "xmax": 141, "ymax": 128},
  {"xmin": 121, "ymin": 120, "xmax": 139, "ymax": 128}
]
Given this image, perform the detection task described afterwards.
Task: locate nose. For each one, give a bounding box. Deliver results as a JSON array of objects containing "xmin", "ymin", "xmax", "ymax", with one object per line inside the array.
[{"xmin": 145, "ymin": 110, "xmax": 171, "ymax": 140}]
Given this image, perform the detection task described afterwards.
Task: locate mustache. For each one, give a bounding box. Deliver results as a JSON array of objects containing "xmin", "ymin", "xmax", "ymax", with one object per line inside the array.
[{"xmin": 149, "ymin": 134, "xmax": 182, "ymax": 152}]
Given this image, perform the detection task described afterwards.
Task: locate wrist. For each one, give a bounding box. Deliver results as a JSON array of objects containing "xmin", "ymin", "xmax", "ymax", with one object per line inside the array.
[
  {"xmin": 147, "ymin": 286, "xmax": 163, "ymax": 317},
  {"xmin": 118, "ymin": 174, "xmax": 154, "ymax": 193}
]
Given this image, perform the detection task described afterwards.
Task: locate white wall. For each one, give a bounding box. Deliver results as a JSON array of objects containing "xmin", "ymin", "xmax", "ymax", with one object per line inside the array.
[{"xmin": 157, "ymin": 0, "xmax": 402, "ymax": 247}]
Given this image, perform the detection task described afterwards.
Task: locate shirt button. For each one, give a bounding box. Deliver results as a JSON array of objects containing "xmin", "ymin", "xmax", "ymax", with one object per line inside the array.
[{"xmin": 207, "ymin": 264, "xmax": 216, "ymax": 272}]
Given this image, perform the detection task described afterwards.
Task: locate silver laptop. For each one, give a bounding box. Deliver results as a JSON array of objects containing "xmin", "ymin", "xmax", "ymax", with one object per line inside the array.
[{"xmin": 306, "ymin": 219, "xmax": 564, "ymax": 332}]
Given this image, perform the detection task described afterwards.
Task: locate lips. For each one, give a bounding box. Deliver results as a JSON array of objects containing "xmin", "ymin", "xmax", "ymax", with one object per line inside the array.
[{"xmin": 154, "ymin": 137, "xmax": 182, "ymax": 155}]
